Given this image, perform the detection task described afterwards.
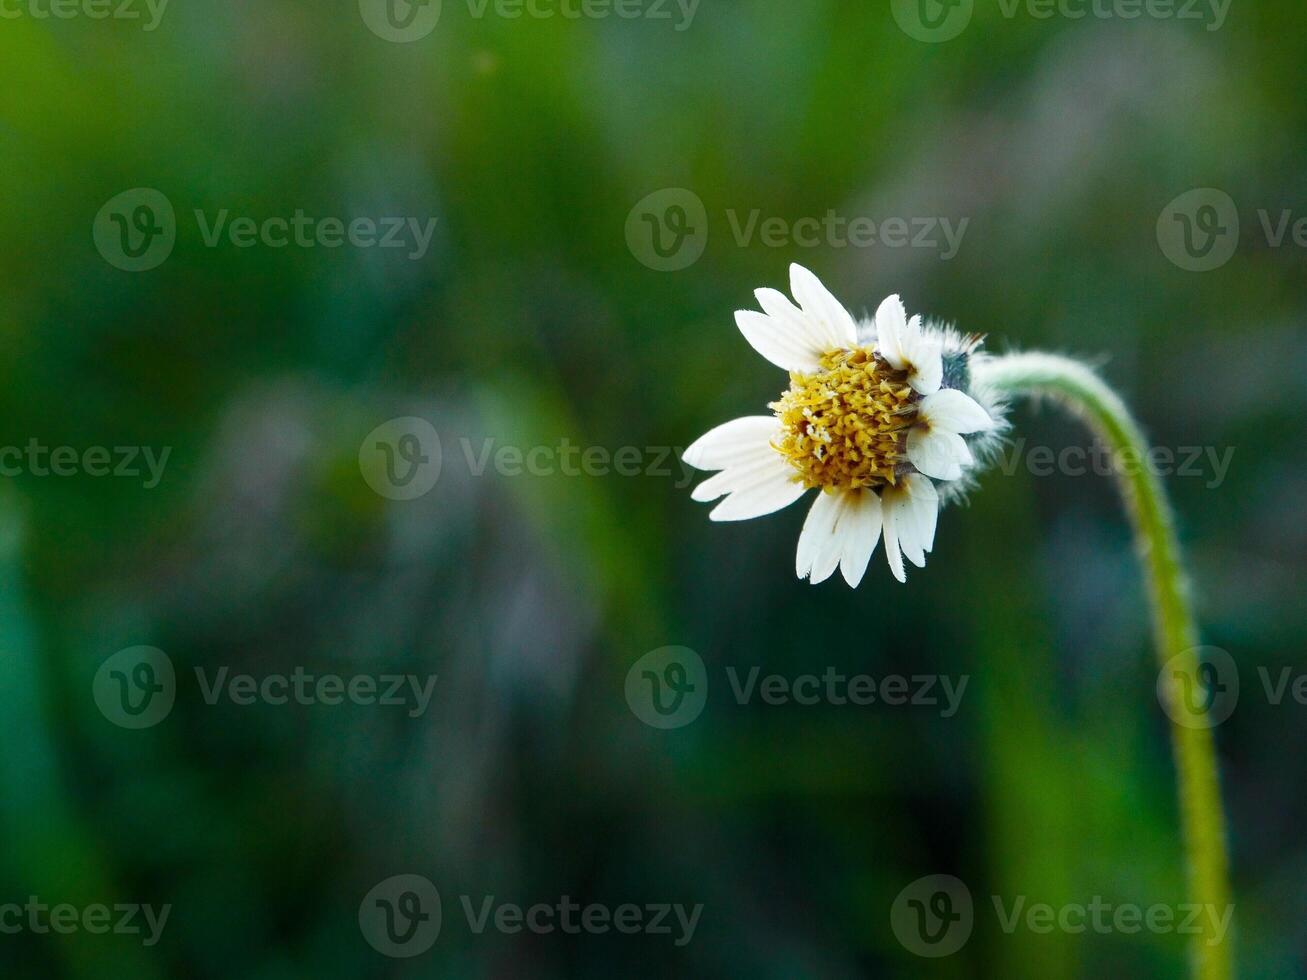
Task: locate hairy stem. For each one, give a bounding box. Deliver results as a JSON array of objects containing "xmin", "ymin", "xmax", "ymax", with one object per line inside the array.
[{"xmin": 973, "ymin": 351, "xmax": 1232, "ymax": 980}]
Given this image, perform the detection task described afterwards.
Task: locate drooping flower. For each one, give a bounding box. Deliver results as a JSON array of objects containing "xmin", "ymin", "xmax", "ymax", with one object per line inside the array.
[{"xmin": 684, "ymin": 264, "xmax": 1003, "ymax": 585}]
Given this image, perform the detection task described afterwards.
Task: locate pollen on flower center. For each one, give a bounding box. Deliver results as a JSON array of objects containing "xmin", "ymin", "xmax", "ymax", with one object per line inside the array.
[{"xmin": 770, "ymin": 346, "xmax": 918, "ymax": 490}]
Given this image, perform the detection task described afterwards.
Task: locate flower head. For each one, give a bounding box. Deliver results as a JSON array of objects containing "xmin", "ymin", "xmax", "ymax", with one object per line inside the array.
[{"xmin": 684, "ymin": 264, "xmax": 1004, "ymax": 585}]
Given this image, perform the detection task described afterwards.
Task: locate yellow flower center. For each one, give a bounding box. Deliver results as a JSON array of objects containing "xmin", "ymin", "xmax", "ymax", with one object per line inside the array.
[{"xmin": 770, "ymin": 346, "xmax": 918, "ymax": 490}]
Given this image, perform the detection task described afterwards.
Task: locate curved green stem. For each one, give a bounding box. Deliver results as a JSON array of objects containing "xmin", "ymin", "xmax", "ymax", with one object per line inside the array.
[{"xmin": 973, "ymin": 352, "xmax": 1232, "ymax": 980}]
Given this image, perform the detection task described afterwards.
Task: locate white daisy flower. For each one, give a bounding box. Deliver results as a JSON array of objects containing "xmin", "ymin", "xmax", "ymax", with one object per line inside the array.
[{"xmin": 684, "ymin": 264, "xmax": 1002, "ymax": 585}]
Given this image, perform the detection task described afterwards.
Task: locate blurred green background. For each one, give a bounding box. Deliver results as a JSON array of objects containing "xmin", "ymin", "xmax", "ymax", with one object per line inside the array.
[{"xmin": 2, "ymin": 0, "xmax": 1305, "ymax": 975}]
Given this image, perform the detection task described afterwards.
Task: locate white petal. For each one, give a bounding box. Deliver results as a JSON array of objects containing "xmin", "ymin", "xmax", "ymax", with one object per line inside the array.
[
  {"xmin": 734, "ymin": 310, "xmax": 823, "ymax": 373},
  {"xmin": 906, "ymin": 427, "xmax": 972, "ymax": 481},
  {"xmin": 708, "ymin": 457, "xmax": 807, "ymax": 522},
  {"xmin": 881, "ymin": 501, "xmax": 906, "ymax": 583},
  {"xmin": 874, "ymin": 294, "xmax": 908, "ymax": 369},
  {"xmin": 807, "ymin": 492, "xmax": 850, "ymax": 584},
  {"xmin": 691, "ymin": 475, "xmax": 727, "ymax": 502},
  {"xmin": 895, "ymin": 473, "xmax": 939, "ymax": 562},
  {"xmin": 918, "ymin": 388, "xmax": 992, "ymax": 434},
  {"xmin": 788, "ymin": 264, "xmax": 857, "ymax": 351},
  {"xmin": 882, "ymin": 475, "xmax": 939, "ymax": 579},
  {"xmin": 683, "ymin": 416, "xmax": 779, "ymax": 471},
  {"xmin": 897, "ymin": 515, "xmax": 925, "ymax": 567},
  {"xmin": 754, "ymin": 288, "xmax": 831, "ymax": 362},
  {"xmin": 691, "ymin": 451, "xmax": 785, "ymax": 501},
  {"xmin": 796, "ymin": 489, "xmax": 842, "ymax": 580},
  {"xmin": 838, "ymin": 491, "xmax": 883, "ymax": 588},
  {"xmin": 900, "ymin": 318, "xmax": 943, "ymax": 394}
]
